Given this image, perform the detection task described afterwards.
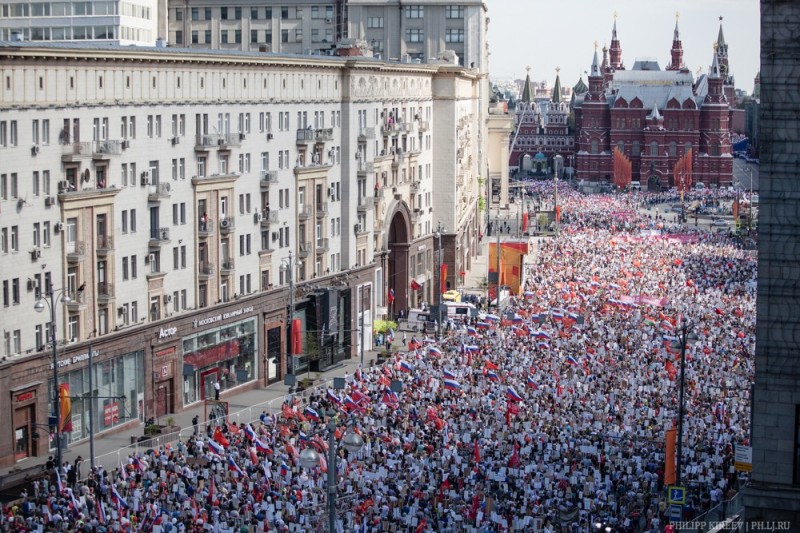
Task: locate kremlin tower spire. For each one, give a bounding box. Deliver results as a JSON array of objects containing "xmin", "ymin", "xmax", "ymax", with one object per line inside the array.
[
  {"xmin": 668, "ymin": 12, "xmax": 685, "ymax": 71},
  {"xmin": 608, "ymin": 12, "xmax": 623, "ymax": 70}
]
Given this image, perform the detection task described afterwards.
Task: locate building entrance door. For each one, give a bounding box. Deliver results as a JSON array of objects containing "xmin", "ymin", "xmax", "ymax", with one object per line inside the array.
[{"xmin": 200, "ymin": 368, "xmax": 219, "ymax": 401}]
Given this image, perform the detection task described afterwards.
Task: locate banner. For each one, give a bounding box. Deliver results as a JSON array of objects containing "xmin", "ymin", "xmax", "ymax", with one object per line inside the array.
[
  {"xmin": 440, "ymin": 264, "xmax": 448, "ymax": 294},
  {"xmin": 664, "ymin": 428, "xmax": 676, "ymax": 485},
  {"xmin": 291, "ymin": 319, "xmax": 303, "ymax": 355},
  {"xmin": 59, "ymin": 383, "xmax": 73, "ymax": 432}
]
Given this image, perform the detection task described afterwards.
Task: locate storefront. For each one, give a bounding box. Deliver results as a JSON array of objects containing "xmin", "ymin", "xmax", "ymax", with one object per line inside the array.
[
  {"xmin": 10, "ymin": 385, "xmax": 41, "ymax": 461},
  {"xmin": 181, "ymin": 311, "xmax": 258, "ymax": 405},
  {"xmin": 48, "ymin": 348, "xmax": 145, "ymax": 445}
]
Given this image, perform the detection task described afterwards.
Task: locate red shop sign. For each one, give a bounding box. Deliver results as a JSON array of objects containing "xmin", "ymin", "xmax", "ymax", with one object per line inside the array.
[
  {"xmin": 15, "ymin": 391, "xmax": 35, "ymax": 403},
  {"xmin": 103, "ymin": 402, "xmax": 119, "ymax": 426}
]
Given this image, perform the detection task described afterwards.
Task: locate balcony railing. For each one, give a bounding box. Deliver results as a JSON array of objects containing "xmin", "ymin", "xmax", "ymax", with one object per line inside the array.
[
  {"xmin": 65, "ymin": 290, "xmax": 85, "ymax": 310},
  {"xmin": 96, "ymin": 235, "xmax": 114, "ymax": 254},
  {"xmin": 410, "ymin": 181, "xmax": 422, "ymax": 193},
  {"xmin": 150, "ymin": 227, "xmax": 170, "ymax": 243},
  {"xmin": 299, "ymin": 204, "xmax": 312, "ymax": 220},
  {"xmin": 148, "ymin": 182, "xmax": 172, "ymax": 201},
  {"xmin": 198, "ymin": 217, "xmax": 214, "ymax": 236},
  {"xmin": 357, "ymin": 196, "xmax": 374, "ymax": 212},
  {"xmin": 315, "ymin": 128, "xmax": 334, "ymax": 142},
  {"xmin": 221, "ymin": 258, "xmax": 235, "ymax": 272},
  {"xmin": 296, "ymin": 129, "xmax": 316, "ymax": 144},
  {"xmin": 260, "ymin": 211, "xmax": 279, "ymax": 227},
  {"xmin": 381, "ymin": 124, "xmax": 396, "ymax": 136},
  {"xmin": 218, "ymin": 133, "xmax": 242, "ymax": 148},
  {"xmin": 195, "ymin": 134, "xmax": 223, "ymax": 149},
  {"xmin": 92, "ymin": 140, "xmax": 122, "ymax": 157},
  {"xmin": 316, "ymin": 238, "xmax": 329, "ymax": 253},
  {"xmin": 315, "ymin": 202, "xmax": 328, "ymax": 217},
  {"xmin": 198, "ymin": 261, "xmax": 214, "ymax": 277},
  {"xmin": 398, "ymin": 122, "xmax": 412, "ymax": 133},
  {"xmin": 97, "ymin": 281, "xmax": 114, "ymax": 302},
  {"xmin": 66, "ymin": 240, "xmax": 86, "ymax": 262},
  {"xmin": 418, "ymin": 120, "xmax": 430, "ymax": 132},
  {"xmin": 260, "ymin": 170, "xmax": 278, "ymax": 185},
  {"xmin": 359, "ymin": 127, "xmax": 375, "ymax": 140},
  {"xmin": 298, "ymin": 242, "xmax": 312, "ymax": 258},
  {"xmin": 357, "ymin": 162, "xmax": 374, "ymax": 176}
]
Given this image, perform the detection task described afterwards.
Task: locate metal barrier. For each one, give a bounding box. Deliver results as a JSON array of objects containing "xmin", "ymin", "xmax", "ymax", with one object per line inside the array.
[
  {"xmin": 91, "ymin": 378, "xmax": 333, "ymax": 474},
  {"xmin": 679, "ymin": 492, "xmax": 744, "ymax": 532}
]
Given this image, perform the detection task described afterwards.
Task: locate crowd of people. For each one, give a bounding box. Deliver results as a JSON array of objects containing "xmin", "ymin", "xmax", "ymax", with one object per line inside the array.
[{"xmin": 1, "ymin": 187, "xmax": 756, "ymax": 532}]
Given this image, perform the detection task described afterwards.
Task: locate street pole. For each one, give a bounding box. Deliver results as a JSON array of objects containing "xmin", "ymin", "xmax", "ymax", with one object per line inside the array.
[
  {"xmin": 676, "ymin": 324, "xmax": 689, "ymax": 486},
  {"xmin": 288, "ymin": 251, "xmax": 295, "ymax": 378},
  {"xmin": 435, "ymin": 222, "xmax": 444, "ymax": 339},
  {"xmin": 496, "ymin": 216, "xmax": 501, "ymax": 316},
  {"xmin": 328, "ymin": 415, "xmax": 336, "ymax": 533},
  {"xmin": 359, "ymin": 285, "xmax": 365, "ymax": 367},
  {"xmin": 50, "ymin": 293, "xmax": 62, "ymax": 469},
  {"xmin": 88, "ymin": 343, "xmax": 94, "ymax": 471},
  {"xmin": 554, "ymin": 174, "xmax": 559, "ymax": 237}
]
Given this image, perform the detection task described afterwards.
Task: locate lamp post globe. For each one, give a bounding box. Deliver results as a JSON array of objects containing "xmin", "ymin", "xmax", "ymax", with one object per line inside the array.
[
  {"xmin": 34, "ymin": 300, "xmax": 46, "ymax": 312},
  {"xmin": 299, "ymin": 447, "xmax": 320, "ymax": 470},
  {"xmin": 342, "ymin": 431, "xmax": 364, "ymax": 454}
]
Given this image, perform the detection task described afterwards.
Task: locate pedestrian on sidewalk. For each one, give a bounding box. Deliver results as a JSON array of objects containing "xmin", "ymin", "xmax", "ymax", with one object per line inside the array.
[
  {"xmin": 192, "ymin": 414, "xmax": 200, "ymax": 435},
  {"xmin": 214, "ymin": 380, "xmax": 221, "ymax": 400}
]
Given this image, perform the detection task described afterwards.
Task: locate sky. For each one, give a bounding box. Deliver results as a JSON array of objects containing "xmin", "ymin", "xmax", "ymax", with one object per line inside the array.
[{"xmin": 487, "ymin": 0, "xmax": 761, "ymax": 94}]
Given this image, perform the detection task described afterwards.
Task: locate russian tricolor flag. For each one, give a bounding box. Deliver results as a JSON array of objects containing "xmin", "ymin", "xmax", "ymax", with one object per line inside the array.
[
  {"xmin": 512, "ymin": 315, "xmax": 524, "ymax": 324},
  {"xmin": 303, "ymin": 406, "xmax": 320, "ymax": 421},
  {"xmin": 399, "ymin": 360, "xmax": 414, "ymax": 373},
  {"xmin": 111, "ymin": 486, "xmax": 129, "ymax": 510},
  {"xmin": 443, "ymin": 369, "xmax": 456, "ymax": 380},
  {"xmin": 526, "ymin": 376, "xmax": 538, "ymax": 389},
  {"xmin": 566, "ymin": 355, "xmax": 579, "ymax": 366},
  {"xmin": 344, "ymin": 395, "xmax": 361, "ymax": 411},
  {"xmin": 255, "ymin": 438, "xmax": 272, "ymax": 454},
  {"xmin": 506, "ymin": 386, "xmax": 523, "ymax": 402},
  {"xmin": 428, "ymin": 346, "xmax": 443, "ymax": 356},
  {"xmin": 537, "ymin": 341, "xmax": 550, "ymax": 350},
  {"xmin": 467, "ymin": 326, "xmax": 478, "ymax": 336},
  {"xmin": 327, "ymin": 389, "xmax": 342, "ymax": 404},
  {"xmin": 535, "ymin": 331, "xmax": 551, "ymax": 339},
  {"xmin": 244, "ymin": 423, "xmax": 258, "ymax": 442},
  {"xmin": 280, "ymin": 462, "xmax": 289, "ymax": 477},
  {"xmin": 228, "ymin": 457, "xmax": 246, "ymax": 477},
  {"xmin": 208, "ymin": 439, "xmax": 225, "ymax": 455},
  {"xmin": 486, "ymin": 370, "xmax": 500, "ymax": 382},
  {"xmin": 465, "ymin": 345, "xmax": 479, "ymax": 353},
  {"xmin": 443, "ymin": 379, "xmax": 462, "ymax": 391}
]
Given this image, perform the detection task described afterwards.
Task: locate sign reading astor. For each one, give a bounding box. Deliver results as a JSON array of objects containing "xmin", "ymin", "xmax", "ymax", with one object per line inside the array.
[{"xmin": 192, "ymin": 306, "xmax": 254, "ymax": 329}]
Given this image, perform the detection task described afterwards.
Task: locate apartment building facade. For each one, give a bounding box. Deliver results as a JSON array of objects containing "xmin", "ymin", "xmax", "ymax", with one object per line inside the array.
[{"xmin": 0, "ymin": 41, "xmax": 482, "ymax": 467}]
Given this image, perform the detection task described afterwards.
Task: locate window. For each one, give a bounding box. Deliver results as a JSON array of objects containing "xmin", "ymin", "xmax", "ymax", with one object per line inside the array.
[
  {"xmin": 122, "ymin": 210, "xmax": 128, "ymax": 233},
  {"xmin": 445, "ymin": 29, "xmax": 464, "ymax": 43},
  {"xmin": 591, "ymin": 140, "xmax": 599, "ymax": 155},
  {"xmin": 649, "ymin": 141, "xmax": 659, "ymax": 157},
  {"xmin": 669, "ymin": 141, "xmax": 677, "ymax": 157},
  {"xmin": 632, "ymin": 141, "xmax": 641, "ymax": 157},
  {"xmin": 122, "ymin": 257, "xmax": 129, "ymax": 280},
  {"xmin": 281, "ymin": 29, "xmax": 289, "ymax": 43},
  {"xmin": 367, "ymin": 17, "xmax": 384, "ymax": 28},
  {"xmin": 406, "ymin": 29, "xmax": 424, "ymax": 43},
  {"xmin": 130, "ymin": 209, "xmax": 137, "ymax": 232},
  {"xmin": 446, "ymin": 6, "xmax": 464, "ymax": 18},
  {"xmin": 32, "ymin": 171, "xmax": 40, "ymax": 196},
  {"xmin": 191, "ymin": 7, "xmax": 198, "ymax": 20},
  {"xmin": 12, "ymin": 278, "xmax": 20, "ymax": 305},
  {"xmin": 251, "ymin": 7, "xmax": 258, "ymax": 19},
  {"xmin": 405, "ymin": 5, "xmax": 424, "ymax": 18},
  {"xmin": 42, "ymin": 222, "xmax": 50, "ymax": 246},
  {"xmin": 10, "ymin": 226, "xmax": 18, "ymax": 252},
  {"xmin": 131, "ymin": 255, "xmax": 138, "ymax": 278}
]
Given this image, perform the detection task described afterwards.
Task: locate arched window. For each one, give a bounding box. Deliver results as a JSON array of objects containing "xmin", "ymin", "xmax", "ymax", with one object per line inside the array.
[
  {"xmin": 591, "ymin": 140, "xmax": 599, "ymax": 154},
  {"xmin": 632, "ymin": 141, "xmax": 641, "ymax": 157},
  {"xmin": 711, "ymin": 142, "xmax": 720, "ymax": 156},
  {"xmin": 669, "ymin": 141, "xmax": 677, "ymax": 157},
  {"xmin": 684, "ymin": 142, "xmax": 693, "ymax": 155},
  {"xmin": 649, "ymin": 141, "xmax": 659, "ymax": 157},
  {"xmin": 616, "ymin": 141, "xmax": 625, "ymax": 154}
]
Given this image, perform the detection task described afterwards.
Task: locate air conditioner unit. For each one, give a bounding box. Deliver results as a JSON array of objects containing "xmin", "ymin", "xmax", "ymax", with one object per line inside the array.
[
  {"xmin": 271, "ymin": 232, "xmax": 278, "ymax": 241},
  {"xmin": 58, "ymin": 180, "xmax": 71, "ymax": 192},
  {"xmin": 55, "ymin": 222, "xmax": 64, "ymax": 233},
  {"xmin": 117, "ymin": 306, "xmax": 126, "ymax": 317},
  {"xmin": 325, "ymin": 17, "xmax": 333, "ymax": 23},
  {"xmin": 160, "ymin": 229, "xmax": 169, "ymax": 240},
  {"xmin": 45, "ymin": 196, "xmax": 55, "ymax": 207},
  {"xmin": 146, "ymin": 253, "xmax": 155, "ymax": 264},
  {"xmin": 266, "ymin": 133, "xmax": 274, "ymax": 140},
  {"xmin": 163, "ymin": 294, "xmax": 172, "ymax": 304},
  {"xmin": 254, "ymin": 212, "xmax": 263, "ymax": 223},
  {"xmin": 121, "ymin": 140, "xmax": 130, "ymax": 149},
  {"xmin": 31, "ymin": 145, "xmax": 39, "ymax": 155},
  {"xmin": 220, "ymin": 218, "xmax": 231, "ymax": 229},
  {"xmin": 27, "ymin": 279, "xmax": 35, "ymax": 291},
  {"xmin": 30, "ymin": 248, "xmax": 41, "ymax": 260},
  {"xmin": 354, "ymin": 224, "xmax": 361, "ymax": 234},
  {"xmin": 217, "ymin": 138, "xmax": 225, "ymax": 145},
  {"xmin": 140, "ymin": 172, "xmax": 150, "ymax": 186},
  {"xmin": 239, "ymin": 133, "xmax": 246, "ymax": 141},
  {"xmin": 171, "ymin": 136, "xmax": 180, "ymax": 145}
]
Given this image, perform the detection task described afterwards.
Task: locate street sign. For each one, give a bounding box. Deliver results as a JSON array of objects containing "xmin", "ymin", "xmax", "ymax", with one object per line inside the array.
[
  {"xmin": 668, "ymin": 504, "xmax": 683, "ymax": 522},
  {"xmin": 668, "ymin": 486, "xmax": 686, "ymax": 505},
  {"xmin": 735, "ymin": 445, "xmax": 753, "ymax": 472}
]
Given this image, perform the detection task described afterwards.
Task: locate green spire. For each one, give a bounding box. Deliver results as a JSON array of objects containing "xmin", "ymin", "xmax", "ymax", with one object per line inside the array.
[
  {"xmin": 717, "ymin": 19, "xmax": 726, "ymax": 48},
  {"xmin": 551, "ymin": 71, "xmax": 562, "ymax": 103},
  {"xmin": 573, "ymin": 76, "xmax": 588, "ymax": 94},
  {"xmin": 521, "ymin": 67, "xmax": 534, "ymax": 103}
]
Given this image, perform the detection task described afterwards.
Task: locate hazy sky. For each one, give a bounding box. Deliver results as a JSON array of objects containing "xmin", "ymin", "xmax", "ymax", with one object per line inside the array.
[{"xmin": 487, "ymin": 0, "xmax": 761, "ymax": 93}]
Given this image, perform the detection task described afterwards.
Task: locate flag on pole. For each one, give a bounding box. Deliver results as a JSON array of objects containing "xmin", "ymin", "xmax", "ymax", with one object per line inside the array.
[
  {"xmin": 208, "ymin": 438, "xmax": 225, "ymax": 455},
  {"xmin": 303, "ymin": 406, "xmax": 321, "ymax": 421},
  {"xmin": 244, "ymin": 423, "xmax": 258, "ymax": 442},
  {"xmin": 443, "ymin": 369, "xmax": 456, "ymax": 380},
  {"xmin": 228, "ymin": 456, "xmax": 247, "ymax": 478},
  {"xmin": 443, "ymin": 379, "xmax": 462, "ymax": 391},
  {"xmin": 485, "ymin": 370, "xmax": 500, "ymax": 382},
  {"xmin": 506, "ymin": 386, "xmax": 523, "ymax": 402},
  {"xmin": 387, "ymin": 288, "xmax": 395, "ymax": 304},
  {"xmin": 565, "ymin": 355, "xmax": 579, "ymax": 367},
  {"xmin": 111, "ymin": 486, "xmax": 129, "ymax": 510}
]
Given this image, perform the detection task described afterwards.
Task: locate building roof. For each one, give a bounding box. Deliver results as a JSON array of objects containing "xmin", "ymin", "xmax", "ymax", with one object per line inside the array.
[
  {"xmin": 520, "ymin": 71, "xmax": 534, "ymax": 103},
  {"xmin": 613, "ymin": 83, "xmax": 697, "ymax": 109},
  {"xmin": 551, "ymin": 74, "xmax": 562, "ymax": 103},
  {"xmin": 573, "ymin": 77, "xmax": 588, "ymax": 94},
  {"xmin": 630, "ymin": 59, "xmax": 662, "ymax": 71}
]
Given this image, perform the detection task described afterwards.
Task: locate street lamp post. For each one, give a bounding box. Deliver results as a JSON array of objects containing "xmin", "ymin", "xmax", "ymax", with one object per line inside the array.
[
  {"xmin": 281, "ymin": 252, "xmax": 301, "ymax": 380},
  {"xmin": 672, "ymin": 323, "xmax": 698, "ymax": 486},
  {"xmin": 299, "ymin": 409, "xmax": 365, "ymax": 532},
  {"xmin": 435, "ymin": 222, "xmax": 444, "ymax": 339},
  {"xmin": 34, "ymin": 288, "xmax": 73, "ymax": 469}
]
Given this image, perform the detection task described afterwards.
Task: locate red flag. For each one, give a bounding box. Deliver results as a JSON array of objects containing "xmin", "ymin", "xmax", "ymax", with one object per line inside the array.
[
  {"xmin": 440, "ymin": 263, "xmax": 448, "ymax": 294},
  {"xmin": 410, "ymin": 279, "xmax": 421, "ymax": 291},
  {"xmin": 387, "ymin": 288, "xmax": 395, "ymax": 304},
  {"xmin": 473, "ymin": 440, "xmax": 481, "ymax": 463},
  {"xmin": 484, "ymin": 360, "xmax": 499, "ymax": 371},
  {"xmin": 213, "ymin": 427, "xmax": 230, "ymax": 448},
  {"xmin": 508, "ymin": 443, "xmax": 521, "ymax": 468},
  {"xmin": 415, "ymin": 518, "xmax": 427, "ymax": 533}
]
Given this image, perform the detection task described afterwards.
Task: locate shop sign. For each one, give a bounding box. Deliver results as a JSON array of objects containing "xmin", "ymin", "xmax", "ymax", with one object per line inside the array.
[
  {"xmin": 192, "ymin": 305, "xmax": 254, "ymax": 328},
  {"xmin": 103, "ymin": 402, "xmax": 119, "ymax": 426},
  {"xmin": 15, "ymin": 391, "xmax": 35, "ymax": 403},
  {"xmin": 158, "ymin": 326, "xmax": 178, "ymax": 340},
  {"xmin": 49, "ymin": 350, "xmax": 99, "ymax": 370},
  {"xmin": 155, "ymin": 346, "xmax": 176, "ymax": 358},
  {"xmin": 160, "ymin": 364, "xmax": 172, "ymax": 379}
]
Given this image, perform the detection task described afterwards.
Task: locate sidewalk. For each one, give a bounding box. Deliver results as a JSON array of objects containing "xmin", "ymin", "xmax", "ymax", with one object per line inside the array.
[{"xmin": 1, "ymin": 348, "xmax": 385, "ymax": 483}]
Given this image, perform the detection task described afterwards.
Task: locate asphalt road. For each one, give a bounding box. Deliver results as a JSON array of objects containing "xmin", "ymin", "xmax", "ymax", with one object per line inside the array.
[{"xmin": 733, "ymin": 158, "xmax": 759, "ymax": 192}]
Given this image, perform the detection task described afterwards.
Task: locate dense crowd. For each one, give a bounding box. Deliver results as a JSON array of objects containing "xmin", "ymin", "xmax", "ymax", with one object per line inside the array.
[{"xmin": 1, "ymin": 188, "xmax": 755, "ymax": 532}]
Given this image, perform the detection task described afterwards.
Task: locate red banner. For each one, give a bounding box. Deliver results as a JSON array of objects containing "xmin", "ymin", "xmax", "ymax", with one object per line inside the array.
[
  {"xmin": 664, "ymin": 428, "xmax": 677, "ymax": 485},
  {"xmin": 59, "ymin": 383, "xmax": 73, "ymax": 432},
  {"xmin": 103, "ymin": 402, "xmax": 119, "ymax": 427},
  {"xmin": 440, "ymin": 264, "xmax": 448, "ymax": 294},
  {"xmin": 291, "ymin": 319, "xmax": 303, "ymax": 355},
  {"xmin": 410, "ymin": 279, "xmax": 421, "ymax": 291},
  {"xmin": 184, "ymin": 340, "xmax": 241, "ymax": 369}
]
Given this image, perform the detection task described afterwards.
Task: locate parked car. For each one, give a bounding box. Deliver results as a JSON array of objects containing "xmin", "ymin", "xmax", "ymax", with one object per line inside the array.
[{"xmin": 712, "ymin": 218, "xmax": 728, "ymax": 227}]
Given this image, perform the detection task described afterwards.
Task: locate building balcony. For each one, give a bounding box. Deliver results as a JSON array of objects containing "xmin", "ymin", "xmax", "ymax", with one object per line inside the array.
[
  {"xmin": 398, "ymin": 122, "xmax": 412, "ymax": 133},
  {"xmin": 218, "ymin": 133, "xmax": 242, "ymax": 150},
  {"xmin": 410, "ymin": 181, "xmax": 422, "ymax": 193},
  {"xmin": 315, "ymin": 202, "xmax": 328, "ymax": 217},
  {"xmin": 418, "ymin": 120, "xmax": 430, "ymax": 132},
  {"xmin": 299, "ymin": 204, "xmax": 312, "ymax": 220},
  {"xmin": 357, "ymin": 161, "xmax": 374, "ymax": 177},
  {"xmin": 61, "ymin": 141, "xmax": 93, "ymax": 161},
  {"xmin": 65, "ymin": 290, "xmax": 86, "ymax": 311},
  {"xmin": 219, "ymin": 218, "xmax": 235, "ymax": 233},
  {"xmin": 91, "ymin": 140, "xmax": 122, "ymax": 159},
  {"xmin": 195, "ymin": 134, "xmax": 222, "ymax": 151},
  {"xmin": 147, "ymin": 182, "xmax": 172, "ymax": 202},
  {"xmin": 220, "ymin": 258, "xmax": 235, "ymax": 273},
  {"xmin": 96, "ymin": 281, "xmax": 114, "ymax": 304},
  {"xmin": 381, "ymin": 124, "xmax": 396, "ymax": 137},
  {"xmin": 298, "ymin": 241, "xmax": 312, "ymax": 258},
  {"xmin": 316, "ymin": 238, "xmax": 329, "ymax": 253},
  {"xmin": 149, "ymin": 227, "xmax": 171, "ymax": 248},
  {"xmin": 296, "ymin": 128, "xmax": 316, "ymax": 144},
  {"xmin": 315, "ymin": 128, "xmax": 334, "ymax": 142},
  {"xmin": 191, "ymin": 173, "xmax": 240, "ymax": 185},
  {"xmin": 259, "ymin": 210, "xmax": 278, "ymax": 227},
  {"xmin": 260, "ymin": 170, "xmax": 278, "ymax": 189},
  {"xmin": 66, "ymin": 241, "xmax": 86, "ymax": 262},
  {"xmin": 358, "ymin": 127, "xmax": 375, "ymax": 140},
  {"xmin": 357, "ymin": 196, "xmax": 374, "ymax": 212},
  {"xmin": 96, "ymin": 235, "xmax": 114, "ymax": 256},
  {"xmin": 198, "ymin": 261, "xmax": 214, "ymax": 279},
  {"xmin": 198, "ymin": 217, "xmax": 214, "ymax": 237}
]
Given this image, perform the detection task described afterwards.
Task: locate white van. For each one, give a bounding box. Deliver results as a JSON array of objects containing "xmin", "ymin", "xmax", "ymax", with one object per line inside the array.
[
  {"xmin": 443, "ymin": 301, "xmax": 478, "ymax": 322},
  {"xmin": 404, "ymin": 309, "xmax": 435, "ymax": 332}
]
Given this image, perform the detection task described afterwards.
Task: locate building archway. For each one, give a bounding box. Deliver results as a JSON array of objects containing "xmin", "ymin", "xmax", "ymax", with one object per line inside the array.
[{"xmin": 384, "ymin": 204, "xmax": 412, "ymax": 319}]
